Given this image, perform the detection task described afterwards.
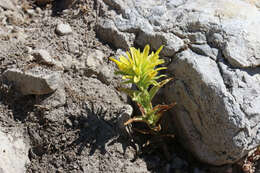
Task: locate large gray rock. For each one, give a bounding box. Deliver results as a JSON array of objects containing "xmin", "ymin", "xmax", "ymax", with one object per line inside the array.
[
  {"xmin": 0, "ymin": 127, "xmax": 30, "ymax": 173},
  {"xmin": 97, "ymin": 0, "xmax": 260, "ymax": 165}
]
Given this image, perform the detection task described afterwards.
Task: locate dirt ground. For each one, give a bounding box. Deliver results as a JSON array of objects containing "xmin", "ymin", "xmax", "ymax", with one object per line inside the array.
[
  {"xmin": 0, "ymin": 0, "xmax": 256, "ymax": 173},
  {"xmin": 0, "ymin": 0, "xmax": 174, "ymax": 172}
]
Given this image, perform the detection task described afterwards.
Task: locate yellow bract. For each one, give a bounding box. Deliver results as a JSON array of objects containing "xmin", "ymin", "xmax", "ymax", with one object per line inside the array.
[{"xmin": 110, "ymin": 45, "xmax": 166, "ymax": 90}]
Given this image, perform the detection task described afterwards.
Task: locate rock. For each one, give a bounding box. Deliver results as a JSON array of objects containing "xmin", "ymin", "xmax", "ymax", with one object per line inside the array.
[
  {"xmin": 5, "ymin": 11, "xmax": 24, "ymax": 25},
  {"xmin": 32, "ymin": 49, "xmax": 63, "ymax": 69},
  {"xmin": 3, "ymin": 67, "xmax": 63, "ymax": 95},
  {"xmin": 0, "ymin": 0, "xmax": 16, "ymax": 10},
  {"xmin": 0, "ymin": 127, "xmax": 30, "ymax": 173},
  {"xmin": 25, "ymin": 46, "xmax": 33, "ymax": 54},
  {"xmin": 135, "ymin": 31, "xmax": 185, "ymax": 57},
  {"xmin": 66, "ymin": 37, "xmax": 82, "ymax": 54},
  {"xmin": 189, "ymin": 44, "xmax": 218, "ymax": 61},
  {"xmin": 60, "ymin": 54, "xmax": 73, "ymax": 70},
  {"xmin": 35, "ymin": 7, "xmax": 42, "ymax": 14},
  {"xmin": 85, "ymin": 49, "xmax": 105, "ymax": 72},
  {"xmin": 26, "ymin": 9, "xmax": 36, "ymax": 17},
  {"xmin": 84, "ymin": 49, "xmax": 114, "ymax": 84},
  {"xmin": 96, "ymin": 19, "xmax": 135, "ymax": 50},
  {"xmin": 40, "ymin": 87, "xmax": 66, "ymax": 108},
  {"xmin": 55, "ymin": 23, "xmax": 72, "ymax": 36},
  {"xmin": 165, "ymin": 49, "xmax": 260, "ymax": 165},
  {"xmin": 98, "ymin": 0, "xmax": 260, "ymax": 165}
]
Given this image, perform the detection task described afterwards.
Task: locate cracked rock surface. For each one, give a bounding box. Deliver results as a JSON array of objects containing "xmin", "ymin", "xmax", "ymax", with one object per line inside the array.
[{"xmin": 97, "ymin": 0, "xmax": 260, "ymax": 165}]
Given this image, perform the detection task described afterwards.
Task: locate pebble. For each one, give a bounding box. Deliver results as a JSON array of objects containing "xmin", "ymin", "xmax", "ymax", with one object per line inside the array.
[
  {"xmin": 32, "ymin": 49, "xmax": 63, "ymax": 69},
  {"xmin": 56, "ymin": 23, "xmax": 72, "ymax": 36},
  {"xmin": 40, "ymin": 87, "xmax": 66, "ymax": 108},
  {"xmin": 32, "ymin": 49, "xmax": 52, "ymax": 63},
  {"xmin": 35, "ymin": 7, "xmax": 42, "ymax": 14},
  {"xmin": 25, "ymin": 46, "xmax": 33, "ymax": 54},
  {"xmin": 26, "ymin": 9, "xmax": 35, "ymax": 17},
  {"xmin": 65, "ymin": 119, "xmax": 73, "ymax": 127},
  {"xmin": 85, "ymin": 49, "xmax": 105, "ymax": 73},
  {"xmin": 60, "ymin": 54, "xmax": 73, "ymax": 70}
]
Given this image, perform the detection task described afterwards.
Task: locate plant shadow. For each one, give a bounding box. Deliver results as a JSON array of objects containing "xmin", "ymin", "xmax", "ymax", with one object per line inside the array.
[
  {"xmin": 68, "ymin": 102, "xmax": 134, "ymax": 157},
  {"xmin": 0, "ymin": 79, "xmax": 36, "ymax": 122}
]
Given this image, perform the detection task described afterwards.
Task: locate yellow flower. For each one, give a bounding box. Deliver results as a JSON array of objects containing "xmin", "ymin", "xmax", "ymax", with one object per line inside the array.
[
  {"xmin": 110, "ymin": 45, "xmax": 166, "ymax": 90},
  {"xmin": 110, "ymin": 44, "xmax": 174, "ymax": 131}
]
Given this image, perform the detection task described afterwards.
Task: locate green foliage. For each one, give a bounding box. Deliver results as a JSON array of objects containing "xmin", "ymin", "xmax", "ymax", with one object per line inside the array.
[{"xmin": 110, "ymin": 45, "xmax": 175, "ymax": 131}]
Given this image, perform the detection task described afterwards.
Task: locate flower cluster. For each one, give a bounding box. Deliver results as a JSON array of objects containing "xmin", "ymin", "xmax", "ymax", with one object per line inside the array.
[{"xmin": 110, "ymin": 45, "xmax": 175, "ymax": 131}]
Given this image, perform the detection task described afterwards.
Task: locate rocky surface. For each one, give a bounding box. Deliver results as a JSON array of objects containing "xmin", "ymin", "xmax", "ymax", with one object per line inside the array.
[
  {"xmin": 0, "ymin": 127, "xmax": 30, "ymax": 173},
  {"xmin": 0, "ymin": 0, "xmax": 260, "ymax": 172},
  {"xmin": 97, "ymin": 0, "xmax": 260, "ymax": 165}
]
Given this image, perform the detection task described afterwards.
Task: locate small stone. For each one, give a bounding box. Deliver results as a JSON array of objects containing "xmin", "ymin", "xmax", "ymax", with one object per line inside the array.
[
  {"xmin": 66, "ymin": 37, "xmax": 81, "ymax": 54},
  {"xmin": 26, "ymin": 9, "xmax": 35, "ymax": 17},
  {"xmin": 35, "ymin": 7, "xmax": 42, "ymax": 14},
  {"xmin": 65, "ymin": 119, "xmax": 73, "ymax": 127},
  {"xmin": 25, "ymin": 55, "xmax": 34, "ymax": 62},
  {"xmin": 61, "ymin": 54, "xmax": 73, "ymax": 70},
  {"xmin": 85, "ymin": 49, "xmax": 105, "ymax": 72},
  {"xmin": 40, "ymin": 87, "xmax": 66, "ymax": 108},
  {"xmin": 61, "ymin": 136, "xmax": 66, "ymax": 141},
  {"xmin": 56, "ymin": 23, "xmax": 72, "ymax": 36},
  {"xmin": 124, "ymin": 146, "xmax": 135, "ymax": 160},
  {"xmin": 25, "ymin": 46, "xmax": 33, "ymax": 54},
  {"xmin": 32, "ymin": 49, "xmax": 52, "ymax": 63},
  {"xmin": 32, "ymin": 49, "xmax": 63, "ymax": 69},
  {"xmin": 3, "ymin": 67, "xmax": 63, "ymax": 95},
  {"xmin": 84, "ymin": 49, "xmax": 114, "ymax": 84}
]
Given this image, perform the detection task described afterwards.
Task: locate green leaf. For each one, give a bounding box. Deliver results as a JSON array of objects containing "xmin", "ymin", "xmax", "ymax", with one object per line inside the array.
[{"xmin": 149, "ymin": 78, "xmax": 172, "ymax": 101}]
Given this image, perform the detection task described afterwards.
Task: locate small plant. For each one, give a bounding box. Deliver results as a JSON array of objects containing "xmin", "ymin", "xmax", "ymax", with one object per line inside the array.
[{"xmin": 110, "ymin": 45, "xmax": 175, "ymax": 132}]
